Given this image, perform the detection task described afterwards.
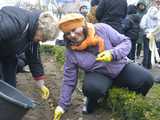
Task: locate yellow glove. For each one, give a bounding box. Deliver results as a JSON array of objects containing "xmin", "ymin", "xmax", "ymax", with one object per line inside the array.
[
  {"xmin": 40, "ymin": 85, "xmax": 49, "ymax": 99},
  {"xmin": 96, "ymin": 50, "xmax": 112, "ymax": 62},
  {"xmin": 36, "ymin": 80, "xmax": 50, "ymax": 100},
  {"xmin": 54, "ymin": 106, "xmax": 64, "ymax": 120}
]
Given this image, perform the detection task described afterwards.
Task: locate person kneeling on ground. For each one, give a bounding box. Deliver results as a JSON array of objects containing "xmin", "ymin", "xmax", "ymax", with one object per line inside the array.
[
  {"xmin": 53, "ymin": 13, "xmax": 154, "ymax": 120},
  {"xmin": 0, "ymin": 6, "xmax": 59, "ymax": 99}
]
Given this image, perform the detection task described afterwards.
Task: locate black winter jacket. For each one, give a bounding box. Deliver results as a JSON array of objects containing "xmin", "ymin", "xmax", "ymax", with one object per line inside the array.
[
  {"xmin": 122, "ymin": 5, "xmax": 141, "ymax": 40},
  {"xmin": 96, "ymin": 0, "xmax": 127, "ymax": 33},
  {"xmin": 0, "ymin": 6, "xmax": 44, "ymax": 78}
]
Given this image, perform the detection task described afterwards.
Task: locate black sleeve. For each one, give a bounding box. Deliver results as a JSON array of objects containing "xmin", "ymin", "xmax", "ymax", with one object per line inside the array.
[{"xmin": 25, "ymin": 42, "xmax": 44, "ymax": 78}]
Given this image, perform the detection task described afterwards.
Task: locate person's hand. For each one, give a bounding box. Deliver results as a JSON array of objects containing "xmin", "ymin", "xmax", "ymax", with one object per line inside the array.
[
  {"xmin": 36, "ymin": 80, "xmax": 50, "ymax": 99},
  {"xmin": 96, "ymin": 50, "xmax": 112, "ymax": 62},
  {"xmin": 146, "ymin": 32, "xmax": 155, "ymax": 40},
  {"xmin": 40, "ymin": 85, "xmax": 50, "ymax": 99},
  {"xmin": 54, "ymin": 106, "xmax": 64, "ymax": 120}
]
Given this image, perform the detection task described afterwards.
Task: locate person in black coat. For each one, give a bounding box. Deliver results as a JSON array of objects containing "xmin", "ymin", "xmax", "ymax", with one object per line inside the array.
[
  {"xmin": 0, "ymin": 6, "xmax": 59, "ymax": 99},
  {"xmin": 95, "ymin": 0, "xmax": 127, "ymax": 34},
  {"xmin": 122, "ymin": 5, "xmax": 141, "ymax": 61}
]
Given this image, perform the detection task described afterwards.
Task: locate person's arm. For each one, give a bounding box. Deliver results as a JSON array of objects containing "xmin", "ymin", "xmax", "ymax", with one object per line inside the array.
[
  {"xmin": 25, "ymin": 42, "xmax": 45, "ymax": 80},
  {"xmin": 140, "ymin": 15, "xmax": 148, "ymax": 32},
  {"xmin": 58, "ymin": 50, "xmax": 78, "ymax": 111},
  {"xmin": 104, "ymin": 23, "xmax": 131, "ymax": 60},
  {"xmin": 25, "ymin": 42, "xmax": 50, "ymax": 99},
  {"xmin": 149, "ymin": 25, "xmax": 160, "ymax": 34}
]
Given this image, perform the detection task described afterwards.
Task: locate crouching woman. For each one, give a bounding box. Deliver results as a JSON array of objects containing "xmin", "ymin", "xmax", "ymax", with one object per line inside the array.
[{"xmin": 54, "ymin": 13, "xmax": 153, "ymax": 120}]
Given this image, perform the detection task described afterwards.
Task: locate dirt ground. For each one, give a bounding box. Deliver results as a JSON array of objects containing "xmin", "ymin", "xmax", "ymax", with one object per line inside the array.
[
  {"xmin": 17, "ymin": 55, "xmax": 115, "ymax": 120},
  {"xmin": 16, "ymin": 54, "xmax": 160, "ymax": 120}
]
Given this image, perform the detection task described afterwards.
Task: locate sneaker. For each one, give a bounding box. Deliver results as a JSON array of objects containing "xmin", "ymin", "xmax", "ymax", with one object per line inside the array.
[{"xmin": 82, "ymin": 97, "xmax": 97, "ymax": 114}]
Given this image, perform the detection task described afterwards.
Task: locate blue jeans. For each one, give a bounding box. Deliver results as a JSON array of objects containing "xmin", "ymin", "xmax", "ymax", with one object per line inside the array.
[
  {"xmin": 83, "ymin": 63, "xmax": 153, "ymax": 99},
  {"xmin": 82, "ymin": 63, "xmax": 153, "ymax": 113}
]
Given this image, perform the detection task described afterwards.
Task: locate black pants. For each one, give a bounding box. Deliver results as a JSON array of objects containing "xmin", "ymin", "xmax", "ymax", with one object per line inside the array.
[
  {"xmin": 0, "ymin": 56, "xmax": 17, "ymax": 87},
  {"xmin": 82, "ymin": 63, "xmax": 153, "ymax": 101},
  {"xmin": 128, "ymin": 38, "xmax": 137, "ymax": 60},
  {"xmin": 142, "ymin": 35, "xmax": 152, "ymax": 69},
  {"xmin": 0, "ymin": 63, "xmax": 2, "ymax": 79},
  {"xmin": 136, "ymin": 43, "xmax": 142, "ymax": 58}
]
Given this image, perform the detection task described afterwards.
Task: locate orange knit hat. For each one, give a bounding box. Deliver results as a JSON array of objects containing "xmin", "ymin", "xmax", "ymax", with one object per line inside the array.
[{"xmin": 58, "ymin": 13, "xmax": 85, "ymax": 32}]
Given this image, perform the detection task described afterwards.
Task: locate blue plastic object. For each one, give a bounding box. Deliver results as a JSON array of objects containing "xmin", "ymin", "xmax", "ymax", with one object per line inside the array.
[{"xmin": 0, "ymin": 80, "xmax": 36, "ymax": 120}]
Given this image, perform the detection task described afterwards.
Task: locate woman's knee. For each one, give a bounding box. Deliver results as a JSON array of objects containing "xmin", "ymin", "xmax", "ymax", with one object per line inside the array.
[
  {"xmin": 83, "ymin": 72, "xmax": 112, "ymax": 98},
  {"xmin": 83, "ymin": 82, "xmax": 107, "ymax": 98}
]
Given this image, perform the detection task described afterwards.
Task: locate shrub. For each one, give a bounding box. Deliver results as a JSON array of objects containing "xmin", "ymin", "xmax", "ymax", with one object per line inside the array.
[
  {"xmin": 40, "ymin": 45, "xmax": 55, "ymax": 55},
  {"xmin": 52, "ymin": 46, "xmax": 65, "ymax": 65},
  {"xmin": 106, "ymin": 86, "xmax": 160, "ymax": 120}
]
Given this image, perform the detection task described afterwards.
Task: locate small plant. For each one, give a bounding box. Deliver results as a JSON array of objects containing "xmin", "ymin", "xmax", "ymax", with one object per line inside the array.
[
  {"xmin": 40, "ymin": 45, "xmax": 65, "ymax": 65},
  {"xmin": 52, "ymin": 46, "xmax": 65, "ymax": 65},
  {"xmin": 40, "ymin": 45, "xmax": 55, "ymax": 55}
]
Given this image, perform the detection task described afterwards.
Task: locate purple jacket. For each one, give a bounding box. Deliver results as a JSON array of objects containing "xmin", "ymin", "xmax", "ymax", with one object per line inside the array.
[{"xmin": 58, "ymin": 23, "xmax": 131, "ymax": 111}]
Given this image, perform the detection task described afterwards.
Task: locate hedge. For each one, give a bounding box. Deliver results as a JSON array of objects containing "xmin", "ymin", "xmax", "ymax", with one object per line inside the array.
[
  {"xmin": 106, "ymin": 86, "xmax": 160, "ymax": 120},
  {"xmin": 40, "ymin": 45, "xmax": 160, "ymax": 120}
]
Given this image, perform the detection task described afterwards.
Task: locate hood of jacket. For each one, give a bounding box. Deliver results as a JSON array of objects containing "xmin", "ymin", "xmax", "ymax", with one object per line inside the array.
[
  {"xmin": 137, "ymin": 0, "xmax": 147, "ymax": 6},
  {"xmin": 137, "ymin": 0, "xmax": 147, "ymax": 12}
]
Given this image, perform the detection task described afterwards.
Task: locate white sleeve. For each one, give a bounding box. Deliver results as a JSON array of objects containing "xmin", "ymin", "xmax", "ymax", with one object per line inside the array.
[{"xmin": 140, "ymin": 15, "xmax": 147, "ymax": 31}]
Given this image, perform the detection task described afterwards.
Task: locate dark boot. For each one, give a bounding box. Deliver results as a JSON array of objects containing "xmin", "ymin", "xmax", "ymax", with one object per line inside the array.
[{"xmin": 82, "ymin": 97, "xmax": 97, "ymax": 114}]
